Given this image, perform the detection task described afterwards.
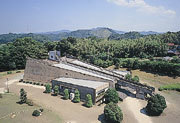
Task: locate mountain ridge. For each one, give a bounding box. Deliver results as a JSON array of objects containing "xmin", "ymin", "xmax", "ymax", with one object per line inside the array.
[{"xmin": 0, "ymin": 27, "xmax": 165, "ymax": 44}]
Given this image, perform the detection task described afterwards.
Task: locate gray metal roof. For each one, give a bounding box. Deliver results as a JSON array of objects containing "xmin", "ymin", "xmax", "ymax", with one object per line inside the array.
[
  {"xmin": 113, "ymin": 70, "xmax": 130, "ymax": 76},
  {"xmin": 53, "ymin": 62, "xmax": 114, "ymax": 81},
  {"xmin": 53, "ymin": 77, "xmax": 109, "ymax": 89}
]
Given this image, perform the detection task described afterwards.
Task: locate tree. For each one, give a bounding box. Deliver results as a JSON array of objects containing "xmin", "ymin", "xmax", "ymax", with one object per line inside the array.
[
  {"xmin": 73, "ymin": 89, "xmax": 80, "ymax": 103},
  {"xmin": 104, "ymin": 102, "xmax": 123, "ymax": 123},
  {"xmin": 20, "ymin": 88, "xmax": 27, "ymax": 104},
  {"xmin": 85, "ymin": 94, "xmax": 93, "ymax": 108},
  {"xmin": 146, "ymin": 94, "xmax": 167, "ymax": 116},
  {"xmin": 44, "ymin": 84, "xmax": 51, "ymax": 93},
  {"xmin": 104, "ymin": 88, "xmax": 119, "ymax": 104},
  {"xmin": 125, "ymin": 74, "xmax": 132, "ymax": 81},
  {"xmin": 64, "ymin": 89, "xmax": 69, "ymax": 100},
  {"xmin": 53, "ymin": 85, "xmax": 59, "ymax": 96},
  {"xmin": 132, "ymin": 75, "xmax": 139, "ymax": 82}
]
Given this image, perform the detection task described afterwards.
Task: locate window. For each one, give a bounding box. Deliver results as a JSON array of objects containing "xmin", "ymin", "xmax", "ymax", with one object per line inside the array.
[{"xmin": 51, "ymin": 55, "xmax": 53, "ymax": 58}]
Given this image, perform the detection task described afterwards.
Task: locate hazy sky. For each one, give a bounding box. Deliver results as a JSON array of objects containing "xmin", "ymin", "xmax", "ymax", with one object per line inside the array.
[{"xmin": 0, "ymin": 0, "xmax": 179, "ymax": 34}]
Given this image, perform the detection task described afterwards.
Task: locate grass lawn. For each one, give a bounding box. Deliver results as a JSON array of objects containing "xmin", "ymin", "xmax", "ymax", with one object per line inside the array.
[
  {"xmin": 158, "ymin": 83, "xmax": 180, "ymax": 91},
  {"xmin": 0, "ymin": 70, "xmax": 24, "ymax": 77},
  {"xmin": 0, "ymin": 93, "xmax": 61, "ymax": 123},
  {"xmin": 108, "ymin": 65, "xmax": 180, "ymax": 88}
]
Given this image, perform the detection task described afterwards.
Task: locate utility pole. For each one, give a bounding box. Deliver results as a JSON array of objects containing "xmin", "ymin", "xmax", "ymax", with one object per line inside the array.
[{"xmin": 6, "ymin": 78, "xmax": 9, "ymax": 93}]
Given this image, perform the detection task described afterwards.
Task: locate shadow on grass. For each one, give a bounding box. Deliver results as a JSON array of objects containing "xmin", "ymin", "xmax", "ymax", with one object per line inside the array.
[{"xmin": 16, "ymin": 101, "xmax": 24, "ymax": 105}]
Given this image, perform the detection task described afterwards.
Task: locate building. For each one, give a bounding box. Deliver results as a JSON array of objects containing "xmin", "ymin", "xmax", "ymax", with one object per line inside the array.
[
  {"xmin": 23, "ymin": 51, "xmax": 130, "ymax": 104},
  {"xmin": 49, "ymin": 51, "xmax": 61, "ymax": 61},
  {"xmin": 52, "ymin": 77, "xmax": 109, "ymax": 104}
]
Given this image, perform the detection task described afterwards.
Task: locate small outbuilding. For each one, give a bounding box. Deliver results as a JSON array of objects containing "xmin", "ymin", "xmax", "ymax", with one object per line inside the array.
[{"xmin": 52, "ymin": 77, "xmax": 109, "ymax": 104}]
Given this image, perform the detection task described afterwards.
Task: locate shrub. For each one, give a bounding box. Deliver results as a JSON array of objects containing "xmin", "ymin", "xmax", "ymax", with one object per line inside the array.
[
  {"xmin": 125, "ymin": 74, "xmax": 132, "ymax": 81},
  {"xmin": 85, "ymin": 94, "xmax": 93, "ymax": 108},
  {"xmin": 39, "ymin": 108, "xmax": 44, "ymax": 112},
  {"xmin": 32, "ymin": 110, "xmax": 40, "ymax": 117},
  {"xmin": 73, "ymin": 89, "xmax": 80, "ymax": 103},
  {"xmin": 53, "ymin": 85, "xmax": 59, "ymax": 96},
  {"xmin": 33, "ymin": 82, "xmax": 36, "ymax": 85},
  {"xmin": 7, "ymin": 71, "xmax": 12, "ymax": 74},
  {"xmin": 29, "ymin": 82, "xmax": 32, "ymax": 84},
  {"xmin": 36, "ymin": 83, "xmax": 40, "ymax": 85},
  {"xmin": 16, "ymin": 71, "xmax": 21, "ymax": 73},
  {"xmin": 41, "ymin": 83, "xmax": 44, "ymax": 86},
  {"xmin": 63, "ymin": 89, "xmax": 69, "ymax": 100},
  {"xmin": 19, "ymin": 88, "xmax": 27, "ymax": 104},
  {"xmin": 26, "ymin": 99, "xmax": 33, "ymax": 106},
  {"xmin": 158, "ymin": 83, "xmax": 180, "ymax": 92},
  {"xmin": 44, "ymin": 84, "xmax": 51, "ymax": 93},
  {"xmin": 146, "ymin": 94, "xmax": 167, "ymax": 116},
  {"xmin": 132, "ymin": 75, "xmax": 139, "ymax": 82},
  {"xmin": 104, "ymin": 102, "xmax": 123, "ymax": 123},
  {"xmin": 26, "ymin": 81, "xmax": 29, "ymax": 84},
  {"xmin": 104, "ymin": 88, "xmax": 119, "ymax": 104}
]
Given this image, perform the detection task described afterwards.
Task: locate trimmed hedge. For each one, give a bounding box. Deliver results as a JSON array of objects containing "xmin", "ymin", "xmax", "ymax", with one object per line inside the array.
[
  {"xmin": 158, "ymin": 83, "xmax": 180, "ymax": 92},
  {"xmin": 85, "ymin": 94, "xmax": 93, "ymax": 108}
]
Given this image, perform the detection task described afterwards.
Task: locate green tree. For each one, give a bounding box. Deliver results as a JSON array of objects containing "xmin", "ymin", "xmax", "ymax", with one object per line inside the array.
[
  {"xmin": 64, "ymin": 89, "xmax": 69, "ymax": 100},
  {"xmin": 104, "ymin": 88, "xmax": 119, "ymax": 104},
  {"xmin": 53, "ymin": 85, "xmax": 59, "ymax": 96},
  {"xmin": 146, "ymin": 94, "xmax": 167, "ymax": 116},
  {"xmin": 132, "ymin": 75, "xmax": 139, "ymax": 82},
  {"xmin": 44, "ymin": 84, "xmax": 51, "ymax": 93},
  {"xmin": 73, "ymin": 89, "xmax": 80, "ymax": 103},
  {"xmin": 125, "ymin": 73, "xmax": 132, "ymax": 81},
  {"xmin": 85, "ymin": 94, "xmax": 93, "ymax": 108},
  {"xmin": 104, "ymin": 102, "xmax": 123, "ymax": 123},
  {"xmin": 20, "ymin": 88, "xmax": 27, "ymax": 104}
]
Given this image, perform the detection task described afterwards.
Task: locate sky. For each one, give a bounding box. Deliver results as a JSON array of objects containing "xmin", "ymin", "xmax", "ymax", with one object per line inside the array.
[{"xmin": 0, "ymin": 0, "xmax": 179, "ymax": 34}]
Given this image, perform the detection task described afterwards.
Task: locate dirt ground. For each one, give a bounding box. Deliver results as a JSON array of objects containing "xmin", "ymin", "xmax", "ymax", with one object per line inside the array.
[
  {"xmin": 9, "ymin": 82, "xmax": 104, "ymax": 123},
  {"xmin": 1, "ymin": 72, "xmax": 180, "ymax": 123},
  {"xmin": 0, "ymin": 93, "xmax": 61, "ymax": 123}
]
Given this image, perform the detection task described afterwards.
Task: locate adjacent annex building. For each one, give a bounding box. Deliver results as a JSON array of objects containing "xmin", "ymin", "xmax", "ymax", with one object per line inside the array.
[{"xmin": 23, "ymin": 51, "xmax": 129, "ymax": 104}]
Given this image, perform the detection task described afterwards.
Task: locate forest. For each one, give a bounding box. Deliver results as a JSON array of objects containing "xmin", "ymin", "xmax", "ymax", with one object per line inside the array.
[{"xmin": 0, "ymin": 31, "xmax": 180, "ymax": 76}]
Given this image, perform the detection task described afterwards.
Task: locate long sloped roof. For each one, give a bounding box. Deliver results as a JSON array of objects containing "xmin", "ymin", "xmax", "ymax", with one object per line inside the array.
[
  {"xmin": 53, "ymin": 62, "xmax": 114, "ymax": 81},
  {"xmin": 53, "ymin": 77, "xmax": 109, "ymax": 89}
]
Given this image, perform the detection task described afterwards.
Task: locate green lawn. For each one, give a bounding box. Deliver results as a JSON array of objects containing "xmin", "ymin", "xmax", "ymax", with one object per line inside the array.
[
  {"xmin": 0, "ymin": 93, "xmax": 61, "ymax": 123},
  {"xmin": 158, "ymin": 83, "xmax": 180, "ymax": 92},
  {"xmin": 0, "ymin": 70, "xmax": 24, "ymax": 77}
]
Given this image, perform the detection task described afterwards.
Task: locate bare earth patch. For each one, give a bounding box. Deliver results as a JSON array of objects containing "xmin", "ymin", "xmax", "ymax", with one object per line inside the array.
[{"xmin": 2, "ymin": 71, "xmax": 180, "ymax": 123}]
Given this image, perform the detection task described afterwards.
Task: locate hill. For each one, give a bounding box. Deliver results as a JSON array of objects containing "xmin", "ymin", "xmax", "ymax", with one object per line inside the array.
[
  {"xmin": 1, "ymin": 27, "xmax": 180, "ymax": 44},
  {"xmin": 0, "ymin": 27, "xmax": 118, "ymax": 44}
]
